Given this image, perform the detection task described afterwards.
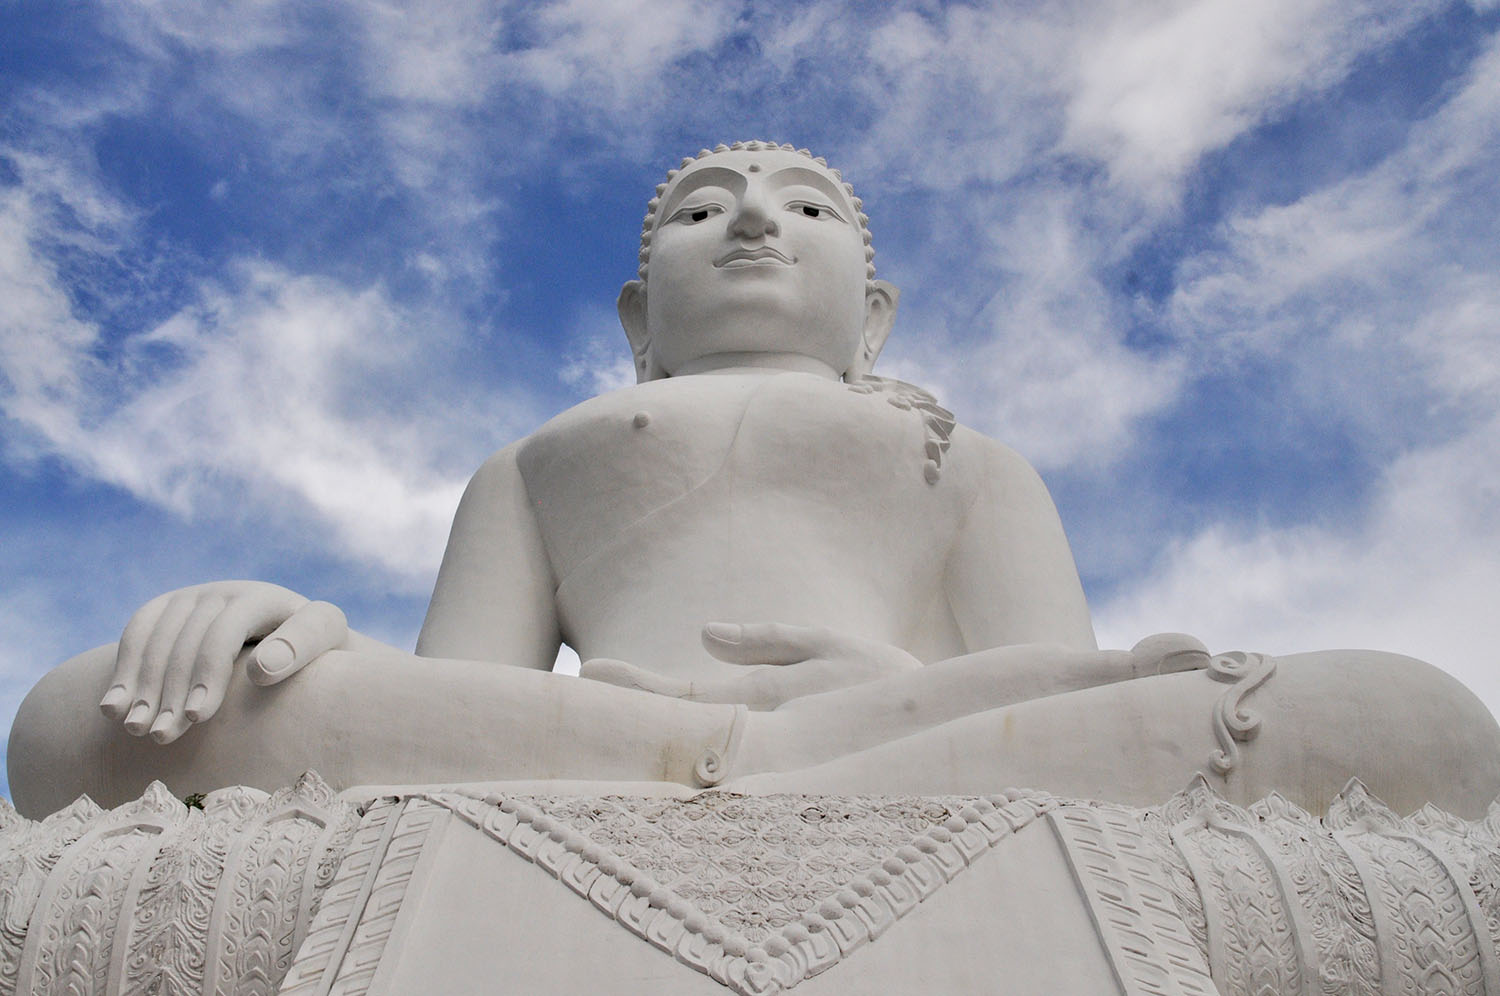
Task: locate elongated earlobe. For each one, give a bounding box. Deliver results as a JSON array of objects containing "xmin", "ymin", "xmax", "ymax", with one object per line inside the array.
[
  {"xmin": 846, "ymin": 280, "xmax": 900, "ymax": 381},
  {"xmin": 617, "ymin": 281, "xmax": 663, "ymax": 383}
]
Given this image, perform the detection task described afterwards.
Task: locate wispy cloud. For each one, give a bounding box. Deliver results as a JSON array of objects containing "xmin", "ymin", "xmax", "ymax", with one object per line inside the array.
[
  {"xmin": 1096, "ymin": 27, "xmax": 1500, "ymax": 694},
  {"xmin": 1095, "ymin": 409, "xmax": 1500, "ymax": 701},
  {"xmin": 1, "ymin": 148, "xmax": 535, "ymax": 582},
  {"xmin": 1063, "ymin": 0, "xmax": 1442, "ymax": 205}
]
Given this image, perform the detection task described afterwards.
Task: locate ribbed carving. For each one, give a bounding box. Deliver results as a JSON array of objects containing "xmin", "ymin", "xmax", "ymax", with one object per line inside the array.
[
  {"xmin": 274, "ymin": 798, "xmax": 404, "ymax": 996},
  {"xmin": 10, "ymin": 778, "xmax": 1500, "ymax": 995},
  {"xmin": 0, "ymin": 773, "xmax": 358, "ymax": 996},
  {"xmin": 1050, "ymin": 804, "xmax": 1218, "ymax": 995},
  {"xmin": 0, "ymin": 795, "xmax": 100, "ymax": 992},
  {"xmin": 1135, "ymin": 777, "xmax": 1500, "ymax": 996}
]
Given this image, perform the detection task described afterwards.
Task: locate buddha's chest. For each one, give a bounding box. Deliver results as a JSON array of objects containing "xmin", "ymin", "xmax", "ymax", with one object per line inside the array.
[{"xmin": 517, "ymin": 375, "xmax": 972, "ymax": 583}]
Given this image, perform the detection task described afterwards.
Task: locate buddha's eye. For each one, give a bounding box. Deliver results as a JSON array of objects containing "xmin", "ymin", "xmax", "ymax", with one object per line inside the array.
[
  {"xmin": 789, "ymin": 201, "xmax": 841, "ymax": 222},
  {"xmin": 670, "ymin": 204, "xmax": 722, "ymax": 225}
]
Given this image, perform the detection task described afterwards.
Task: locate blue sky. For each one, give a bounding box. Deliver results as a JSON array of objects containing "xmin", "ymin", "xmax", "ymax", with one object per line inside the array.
[{"xmin": 3, "ymin": 1, "xmax": 1499, "ymax": 801}]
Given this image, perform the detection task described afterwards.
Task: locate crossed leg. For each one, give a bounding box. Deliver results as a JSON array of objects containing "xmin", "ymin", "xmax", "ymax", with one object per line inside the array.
[{"xmin": 11, "ymin": 642, "xmax": 1499, "ymax": 820}]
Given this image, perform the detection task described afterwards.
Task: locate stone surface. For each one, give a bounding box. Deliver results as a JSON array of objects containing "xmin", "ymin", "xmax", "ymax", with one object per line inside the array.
[
  {"xmin": 7, "ymin": 775, "xmax": 1500, "ymax": 994},
  {"xmin": 0, "ymin": 772, "xmax": 359, "ymax": 996}
]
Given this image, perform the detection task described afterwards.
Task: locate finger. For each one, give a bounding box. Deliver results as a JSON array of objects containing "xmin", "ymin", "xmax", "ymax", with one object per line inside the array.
[
  {"xmin": 124, "ymin": 593, "xmax": 198, "ymax": 735},
  {"xmin": 102, "ymin": 594, "xmax": 170, "ymax": 718},
  {"xmin": 150, "ymin": 594, "xmax": 225, "ymax": 744},
  {"xmin": 580, "ymin": 658, "xmax": 693, "ymax": 698},
  {"xmin": 701, "ymin": 622, "xmax": 835, "ymax": 666},
  {"xmin": 246, "ymin": 600, "xmax": 347, "ymax": 686},
  {"xmin": 185, "ymin": 588, "xmax": 308, "ymax": 723}
]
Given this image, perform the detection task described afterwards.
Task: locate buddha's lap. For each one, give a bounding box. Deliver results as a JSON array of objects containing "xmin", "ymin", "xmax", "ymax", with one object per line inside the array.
[
  {"xmin": 726, "ymin": 649, "xmax": 1500, "ymax": 816},
  {"xmin": 10, "ymin": 642, "xmax": 1499, "ymax": 820}
]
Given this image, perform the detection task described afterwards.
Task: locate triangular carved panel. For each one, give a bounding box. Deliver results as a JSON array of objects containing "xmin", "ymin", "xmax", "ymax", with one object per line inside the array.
[{"xmin": 422, "ymin": 791, "xmax": 1054, "ymax": 995}]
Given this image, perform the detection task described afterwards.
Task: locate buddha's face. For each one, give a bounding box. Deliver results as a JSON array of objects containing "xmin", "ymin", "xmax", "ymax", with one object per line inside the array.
[{"xmin": 636, "ymin": 150, "xmax": 873, "ymax": 378}]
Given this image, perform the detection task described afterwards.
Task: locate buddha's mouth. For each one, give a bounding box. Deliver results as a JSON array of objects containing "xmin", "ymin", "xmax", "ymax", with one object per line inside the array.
[{"xmin": 715, "ymin": 246, "xmax": 796, "ymax": 268}]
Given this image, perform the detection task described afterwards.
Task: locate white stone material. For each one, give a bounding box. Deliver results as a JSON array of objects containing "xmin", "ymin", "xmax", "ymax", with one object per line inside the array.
[
  {"xmin": 8, "ymin": 775, "xmax": 1500, "ymax": 995},
  {"xmin": 7, "ymin": 140, "xmax": 1500, "ymax": 992},
  {"xmin": 12, "ymin": 140, "xmax": 1500, "ymax": 822},
  {"xmin": 0, "ymin": 773, "xmax": 359, "ymax": 995}
]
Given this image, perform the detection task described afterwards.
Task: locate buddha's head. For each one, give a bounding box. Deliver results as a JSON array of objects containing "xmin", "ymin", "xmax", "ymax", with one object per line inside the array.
[{"xmin": 618, "ymin": 141, "xmax": 899, "ymax": 383}]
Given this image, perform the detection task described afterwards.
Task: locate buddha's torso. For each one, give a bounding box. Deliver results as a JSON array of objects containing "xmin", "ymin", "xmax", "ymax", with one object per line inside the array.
[{"xmin": 517, "ymin": 373, "xmax": 979, "ymax": 678}]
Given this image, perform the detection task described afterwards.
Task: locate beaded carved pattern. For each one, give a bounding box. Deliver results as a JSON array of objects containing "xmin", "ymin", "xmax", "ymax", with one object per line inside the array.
[
  {"xmin": 0, "ymin": 772, "xmax": 359, "ymax": 996},
  {"xmin": 422, "ymin": 790, "xmax": 1055, "ymax": 996}
]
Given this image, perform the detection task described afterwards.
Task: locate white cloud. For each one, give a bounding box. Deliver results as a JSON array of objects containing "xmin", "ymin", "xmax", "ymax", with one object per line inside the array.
[
  {"xmin": 0, "ymin": 153, "xmax": 537, "ymax": 584},
  {"xmin": 114, "ymin": 0, "xmax": 301, "ymax": 55},
  {"xmin": 1094, "ymin": 409, "xmax": 1500, "ymax": 713},
  {"xmin": 353, "ymin": 0, "xmax": 504, "ymax": 105},
  {"xmin": 1168, "ymin": 30, "xmax": 1500, "ymax": 395},
  {"xmin": 1095, "ymin": 29, "xmax": 1500, "ymax": 718},
  {"xmin": 880, "ymin": 181, "xmax": 1184, "ymax": 470},
  {"xmin": 832, "ymin": 1, "xmax": 1454, "ymax": 468},
  {"xmin": 852, "ymin": 5, "xmax": 1071, "ymax": 190},
  {"xmin": 4, "ymin": 264, "xmax": 475, "ymax": 581},
  {"xmin": 509, "ymin": 0, "xmax": 735, "ymax": 104},
  {"xmin": 1062, "ymin": 0, "xmax": 1440, "ymax": 203},
  {"xmin": 560, "ymin": 336, "xmax": 635, "ymax": 397},
  {"xmin": 965, "ymin": 189, "xmax": 1185, "ymax": 469}
]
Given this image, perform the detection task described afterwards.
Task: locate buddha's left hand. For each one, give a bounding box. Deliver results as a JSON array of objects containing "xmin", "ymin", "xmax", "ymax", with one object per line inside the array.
[{"xmin": 581, "ymin": 622, "xmax": 922, "ymax": 710}]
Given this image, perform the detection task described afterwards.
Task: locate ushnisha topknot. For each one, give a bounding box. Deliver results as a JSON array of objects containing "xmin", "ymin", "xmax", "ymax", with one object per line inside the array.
[{"xmin": 638, "ymin": 140, "xmax": 876, "ymax": 287}]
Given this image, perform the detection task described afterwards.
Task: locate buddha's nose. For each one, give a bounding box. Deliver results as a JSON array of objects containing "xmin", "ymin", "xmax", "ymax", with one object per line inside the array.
[{"xmin": 729, "ymin": 186, "xmax": 778, "ymax": 240}]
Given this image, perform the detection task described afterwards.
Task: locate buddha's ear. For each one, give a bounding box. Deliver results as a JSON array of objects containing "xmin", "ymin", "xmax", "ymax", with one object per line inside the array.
[
  {"xmin": 847, "ymin": 280, "xmax": 900, "ymax": 381},
  {"xmin": 617, "ymin": 280, "xmax": 660, "ymax": 383}
]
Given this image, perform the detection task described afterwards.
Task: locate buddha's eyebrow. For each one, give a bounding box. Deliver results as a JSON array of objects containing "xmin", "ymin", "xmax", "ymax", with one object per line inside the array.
[
  {"xmin": 767, "ymin": 167, "xmax": 855, "ymax": 218},
  {"xmin": 660, "ymin": 167, "xmax": 745, "ymax": 219}
]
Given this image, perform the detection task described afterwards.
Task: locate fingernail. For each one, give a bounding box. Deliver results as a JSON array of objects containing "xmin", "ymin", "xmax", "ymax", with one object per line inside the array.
[
  {"xmin": 124, "ymin": 701, "xmax": 152, "ymax": 734},
  {"xmin": 184, "ymin": 685, "xmax": 207, "ymax": 719},
  {"xmin": 149, "ymin": 710, "xmax": 175, "ymax": 742},
  {"xmin": 99, "ymin": 684, "xmax": 129, "ymax": 713},
  {"xmin": 704, "ymin": 622, "xmax": 742, "ymax": 643},
  {"xmin": 255, "ymin": 638, "xmax": 294, "ymax": 676}
]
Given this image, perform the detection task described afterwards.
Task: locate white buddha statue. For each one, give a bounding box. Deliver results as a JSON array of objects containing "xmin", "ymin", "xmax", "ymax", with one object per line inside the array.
[{"xmin": 11, "ymin": 142, "xmax": 1500, "ymax": 820}]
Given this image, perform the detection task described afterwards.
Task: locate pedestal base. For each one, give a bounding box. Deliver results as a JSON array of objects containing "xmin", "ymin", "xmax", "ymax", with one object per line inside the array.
[{"xmin": 5, "ymin": 776, "xmax": 1499, "ymax": 994}]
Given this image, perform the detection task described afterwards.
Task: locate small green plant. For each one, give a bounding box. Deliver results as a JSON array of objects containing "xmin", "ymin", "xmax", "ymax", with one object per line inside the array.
[{"xmin": 182, "ymin": 792, "xmax": 206, "ymax": 810}]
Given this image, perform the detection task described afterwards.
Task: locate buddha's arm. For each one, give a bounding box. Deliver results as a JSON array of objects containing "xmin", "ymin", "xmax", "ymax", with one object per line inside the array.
[
  {"xmin": 91, "ymin": 442, "xmax": 559, "ymax": 748},
  {"xmin": 943, "ymin": 434, "xmax": 1097, "ymax": 652},
  {"xmin": 8, "ymin": 643, "xmax": 739, "ymax": 817},
  {"xmin": 414, "ymin": 441, "xmax": 561, "ymax": 668}
]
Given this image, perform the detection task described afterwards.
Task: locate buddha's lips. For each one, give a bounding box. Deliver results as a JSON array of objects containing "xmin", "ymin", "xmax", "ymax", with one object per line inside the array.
[{"xmin": 715, "ymin": 246, "xmax": 795, "ymax": 267}]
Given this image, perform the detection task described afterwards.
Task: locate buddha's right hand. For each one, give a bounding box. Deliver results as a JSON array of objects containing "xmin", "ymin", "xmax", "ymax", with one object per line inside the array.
[
  {"xmin": 98, "ymin": 581, "xmax": 349, "ymax": 745},
  {"xmin": 581, "ymin": 623, "xmax": 922, "ymax": 710}
]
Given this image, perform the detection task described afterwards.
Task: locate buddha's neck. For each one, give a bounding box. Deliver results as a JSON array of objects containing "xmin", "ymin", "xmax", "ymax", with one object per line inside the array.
[{"xmin": 671, "ymin": 352, "xmax": 842, "ymax": 379}]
